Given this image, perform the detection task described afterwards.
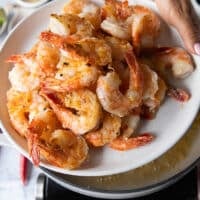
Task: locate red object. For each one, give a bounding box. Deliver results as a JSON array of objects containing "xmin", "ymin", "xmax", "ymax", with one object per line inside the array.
[{"xmin": 20, "ymin": 155, "xmax": 28, "ymax": 185}]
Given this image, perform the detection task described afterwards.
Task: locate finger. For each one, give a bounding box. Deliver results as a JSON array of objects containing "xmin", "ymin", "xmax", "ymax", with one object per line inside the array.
[
  {"xmin": 155, "ymin": 0, "xmax": 200, "ymax": 55},
  {"xmin": 175, "ymin": 11, "xmax": 200, "ymax": 55}
]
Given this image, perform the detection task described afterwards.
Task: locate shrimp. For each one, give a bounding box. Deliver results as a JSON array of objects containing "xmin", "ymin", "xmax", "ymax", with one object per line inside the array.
[
  {"xmin": 104, "ymin": 36, "xmax": 133, "ymax": 62},
  {"xmin": 40, "ymin": 89, "xmax": 102, "ymax": 134},
  {"xmin": 49, "ymin": 13, "xmax": 94, "ymax": 39},
  {"xmin": 131, "ymin": 5, "xmax": 160, "ymax": 53},
  {"xmin": 109, "ymin": 133, "xmax": 154, "ymax": 151},
  {"xmin": 27, "ymin": 110, "xmax": 88, "ymax": 169},
  {"xmin": 41, "ymin": 56, "xmax": 99, "ymax": 92},
  {"xmin": 36, "ymin": 41, "xmax": 60, "ymax": 77},
  {"xmin": 40, "ymin": 32, "xmax": 112, "ymax": 66},
  {"xmin": 151, "ymin": 47, "xmax": 194, "ymax": 79},
  {"xmin": 101, "ymin": 0, "xmax": 133, "ymax": 40},
  {"xmin": 96, "ymin": 51, "xmax": 143, "ymax": 117},
  {"xmin": 8, "ymin": 63, "xmax": 41, "ymax": 92},
  {"xmin": 85, "ymin": 113, "xmax": 121, "ymax": 147},
  {"xmin": 63, "ymin": 0, "xmax": 101, "ymax": 29},
  {"xmin": 37, "ymin": 130, "xmax": 88, "ymax": 169},
  {"xmin": 75, "ymin": 37, "xmax": 112, "ymax": 66},
  {"xmin": 140, "ymin": 63, "xmax": 167, "ymax": 116},
  {"xmin": 142, "ymin": 64, "xmax": 158, "ymax": 101},
  {"xmin": 141, "ymin": 77, "xmax": 167, "ymax": 119},
  {"xmin": 7, "ymin": 89, "xmax": 49, "ymax": 138},
  {"xmin": 121, "ymin": 114, "xmax": 140, "ymax": 138},
  {"xmin": 7, "ymin": 49, "xmax": 42, "ymax": 92},
  {"xmin": 7, "ymin": 89, "xmax": 32, "ymax": 138}
]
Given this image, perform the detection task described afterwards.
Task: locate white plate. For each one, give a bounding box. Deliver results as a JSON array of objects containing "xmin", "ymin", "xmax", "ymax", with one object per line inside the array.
[
  {"xmin": 0, "ymin": 0, "xmax": 200, "ymax": 177},
  {"xmin": 16, "ymin": 0, "xmax": 50, "ymax": 8}
]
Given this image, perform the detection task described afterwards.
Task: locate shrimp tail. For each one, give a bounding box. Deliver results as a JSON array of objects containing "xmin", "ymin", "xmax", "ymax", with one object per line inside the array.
[
  {"xmin": 26, "ymin": 132, "xmax": 40, "ymax": 166},
  {"xmin": 6, "ymin": 55, "xmax": 24, "ymax": 64},
  {"xmin": 109, "ymin": 133, "xmax": 154, "ymax": 151},
  {"xmin": 167, "ymin": 88, "xmax": 190, "ymax": 102}
]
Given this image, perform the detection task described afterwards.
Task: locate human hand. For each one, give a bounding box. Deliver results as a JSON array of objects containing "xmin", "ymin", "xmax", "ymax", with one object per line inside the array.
[{"xmin": 155, "ymin": 0, "xmax": 200, "ymax": 55}]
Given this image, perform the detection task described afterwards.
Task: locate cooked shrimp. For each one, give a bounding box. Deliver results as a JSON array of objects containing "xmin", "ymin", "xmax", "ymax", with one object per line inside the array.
[
  {"xmin": 101, "ymin": 0, "xmax": 133, "ymax": 40},
  {"xmin": 104, "ymin": 36, "xmax": 133, "ymax": 62},
  {"xmin": 109, "ymin": 133, "xmax": 154, "ymax": 151},
  {"xmin": 75, "ymin": 37, "xmax": 112, "ymax": 66},
  {"xmin": 8, "ymin": 63, "xmax": 40, "ymax": 92},
  {"xmin": 131, "ymin": 5, "xmax": 160, "ymax": 53},
  {"xmin": 7, "ymin": 50, "xmax": 42, "ymax": 92},
  {"xmin": 7, "ymin": 89, "xmax": 32, "ymax": 137},
  {"xmin": 142, "ymin": 64, "xmax": 158, "ymax": 101},
  {"xmin": 148, "ymin": 77, "xmax": 167, "ymax": 109},
  {"xmin": 37, "ymin": 130, "xmax": 88, "ymax": 169},
  {"xmin": 152, "ymin": 47, "xmax": 194, "ymax": 79},
  {"xmin": 121, "ymin": 114, "xmax": 140, "ymax": 138},
  {"xmin": 85, "ymin": 113, "xmax": 121, "ymax": 147},
  {"xmin": 41, "ymin": 56, "xmax": 99, "ymax": 92},
  {"xmin": 36, "ymin": 41, "xmax": 60, "ymax": 76},
  {"xmin": 141, "ymin": 77, "xmax": 167, "ymax": 119},
  {"xmin": 101, "ymin": 0, "xmax": 132, "ymax": 20},
  {"xmin": 96, "ymin": 51, "xmax": 143, "ymax": 117},
  {"xmin": 63, "ymin": 0, "xmax": 101, "ymax": 29},
  {"xmin": 40, "ymin": 89, "xmax": 102, "ymax": 134},
  {"xmin": 27, "ymin": 108, "xmax": 61, "ymax": 165},
  {"xmin": 7, "ymin": 89, "xmax": 49, "ymax": 138},
  {"xmin": 49, "ymin": 13, "xmax": 94, "ymax": 39},
  {"xmin": 40, "ymin": 32, "xmax": 112, "ymax": 66},
  {"xmin": 27, "ymin": 110, "xmax": 88, "ymax": 169}
]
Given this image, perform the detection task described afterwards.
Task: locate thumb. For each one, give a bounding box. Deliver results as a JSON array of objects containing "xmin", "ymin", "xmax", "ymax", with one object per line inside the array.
[{"xmin": 175, "ymin": 13, "xmax": 200, "ymax": 55}]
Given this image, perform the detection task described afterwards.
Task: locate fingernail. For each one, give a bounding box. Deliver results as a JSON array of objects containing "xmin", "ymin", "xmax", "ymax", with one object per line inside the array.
[{"xmin": 194, "ymin": 43, "xmax": 200, "ymax": 55}]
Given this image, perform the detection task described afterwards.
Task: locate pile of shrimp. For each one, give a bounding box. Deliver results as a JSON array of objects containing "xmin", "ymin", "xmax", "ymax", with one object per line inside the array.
[{"xmin": 6, "ymin": 0, "xmax": 194, "ymax": 169}]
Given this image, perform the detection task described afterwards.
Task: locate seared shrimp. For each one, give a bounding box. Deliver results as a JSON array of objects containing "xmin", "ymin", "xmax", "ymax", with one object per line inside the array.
[
  {"xmin": 85, "ymin": 113, "xmax": 121, "ymax": 147},
  {"xmin": 7, "ymin": 89, "xmax": 49, "ymax": 138},
  {"xmin": 38, "ymin": 130, "xmax": 88, "ymax": 169},
  {"xmin": 7, "ymin": 89, "xmax": 32, "ymax": 137},
  {"xmin": 110, "ymin": 133, "xmax": 154, "ymax": 151},
  {"xmin": 63, "ymin": 0, "xmax": 101, "ymax": 29},
  {"xmin": 49, "ymin": 13, "xmax": 94, "ymax": 39},
  {"xmin": 40, "ymin": 32, "xmax": 112, "ymax": 66},
  {"xmin": 96, "ymin": 51, "xmax": 143, "ymax": 117},
  {"xmin": 36, "ymin": 41, "xmax": 60, "ymax": 76},
  {"xmin": 42, "ymin": 56, "xmax": 99, "ymax": 92},
  {"xmin": 27, "ymin": 110, "xmax": 88, "ymax": 169},
  {"xmin": 7, "ymin": 51, "xmax": 42, "ymax": 92},
  {"xmin": 8, "ymin": 63, "xmax": 40, "ymax": 92},
  {"xmin": 131, "ymin": 5, "xmax": 160, "ymax": 53},
  {"xmin": 151, "ymin": 47, "xmax": 194, "ymax": 79},
  {"xmin": 40, "ymin": 89, "xmax": 102, "ymax": 134},
  {"xmin": 141, "ymin": 64, "xmax": 159, "ymax": 108},
  {"xmin": 101, "ymin": 0, "xmax": 133, "ymax": 40},
  {"xmin": 104, "ymin": 36, "xmax": 133, "ymax": 62}
]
